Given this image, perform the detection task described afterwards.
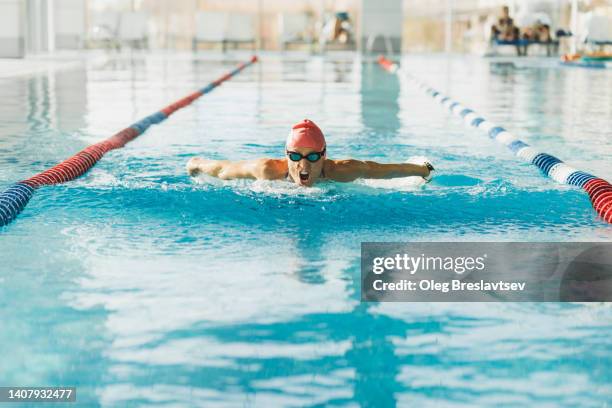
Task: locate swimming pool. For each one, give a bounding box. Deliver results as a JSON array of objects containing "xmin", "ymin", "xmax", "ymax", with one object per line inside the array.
[{"xmin": 0, "ymin": 52, "xmax": 611, "ymax": 406}]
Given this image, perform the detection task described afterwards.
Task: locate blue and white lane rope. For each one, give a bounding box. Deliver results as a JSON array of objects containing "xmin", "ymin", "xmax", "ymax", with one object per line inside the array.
[{"xmin": 378, "ymin": 56, "xmax": 612, "ymax": 224}]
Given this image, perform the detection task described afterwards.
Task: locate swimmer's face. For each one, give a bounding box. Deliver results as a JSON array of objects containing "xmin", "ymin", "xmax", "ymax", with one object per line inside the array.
[{"xmin": 286, "ymin": 146, "xmax": 326, "ymax": 187}]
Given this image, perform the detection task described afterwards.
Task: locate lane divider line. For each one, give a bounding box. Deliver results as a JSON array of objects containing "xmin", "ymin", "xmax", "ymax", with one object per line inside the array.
[
  {"xmin": 377, "ymin": 55, "xmax": 611, "ymax": 224},
  {"xmin": 0, "ymin": 56, "xmax": 258, "ymax": 227}
]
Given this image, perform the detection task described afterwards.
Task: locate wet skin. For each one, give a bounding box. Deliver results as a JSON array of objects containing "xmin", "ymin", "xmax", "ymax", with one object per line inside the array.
[{"xmin": 187, "ymin": 147, "xmax": 431, "ymax": 186}]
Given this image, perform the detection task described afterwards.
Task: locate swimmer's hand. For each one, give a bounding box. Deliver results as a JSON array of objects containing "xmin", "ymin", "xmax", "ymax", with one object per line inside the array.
[
  {"xmin": 187, "ymin": 157, "xmax": 286, "ymax": 180},
  {"xmin": 423, "ymin": 162, "xmax": 435, "ymax": 183}
]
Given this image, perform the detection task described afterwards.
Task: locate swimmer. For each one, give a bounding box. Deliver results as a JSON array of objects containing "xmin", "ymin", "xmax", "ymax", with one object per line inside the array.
[{"xmin": 187, "ymin": 119, "xmax": 434, "ymax": 187}]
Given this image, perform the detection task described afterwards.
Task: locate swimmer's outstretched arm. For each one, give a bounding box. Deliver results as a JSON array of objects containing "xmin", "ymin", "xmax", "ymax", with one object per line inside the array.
[
  {"xmin": 187, "ymin": 157, "xmax": 286, "ymax": 180},
  {"xmin": 327, "ymin": 160, "xmax": 431, "ymax": 182}
]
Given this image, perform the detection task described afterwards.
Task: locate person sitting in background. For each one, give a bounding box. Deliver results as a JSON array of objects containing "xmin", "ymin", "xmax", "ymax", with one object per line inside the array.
[
  {"xmin": 524, "ymin": 22, "xmax": 551, "ymax": 43},
  {"xmin": 333, "ymin": 12, "xmax": 352, "ymax": 44},
  {"xmin": 491, "ymin": 5, "xmax": 519, "ymax": 42},
  {"xmin": 538, "ymin": 24, "xmax": 552, "ymax": 43},
  {"xmin": 322, "ymin": 12, "xmax": 353, "ymax": 44}
]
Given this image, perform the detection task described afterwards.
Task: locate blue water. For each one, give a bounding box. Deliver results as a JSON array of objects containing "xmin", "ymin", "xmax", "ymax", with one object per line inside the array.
[{"xmin": 0, "ymin": 53, "xmax": 611, "ymax": 407}]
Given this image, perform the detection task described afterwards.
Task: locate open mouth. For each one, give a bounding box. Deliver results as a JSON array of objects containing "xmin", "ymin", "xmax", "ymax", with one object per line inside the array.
[{"xmin": 299, "ymin": 171, "xmax": 310, "ymax": 182}]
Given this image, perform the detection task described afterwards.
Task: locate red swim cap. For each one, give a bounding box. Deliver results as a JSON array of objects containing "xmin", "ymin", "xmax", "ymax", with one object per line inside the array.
[{"xmin": 286, "ymin": 119, "xmax": 326, "ymax": 151}]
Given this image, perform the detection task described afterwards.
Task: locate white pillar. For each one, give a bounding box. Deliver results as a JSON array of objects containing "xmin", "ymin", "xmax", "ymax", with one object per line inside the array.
[
  {"xmin": 257, "ymin": 0, "xmax": 262, "ymax": 51},
  {"xmin": 24, "ymin": 0, "xmax": 59, "ymax": 54},
  {"xmin": 47, "ymin": 0, "xmax": 55, "ymax": 52},
  {"xmin": 0, "ymin": 0, "xmax": 26, "ymax": 57},
  {"xmin": 444, "ymin": 0, "xmax": 453, "ymax": 53},
  {"xmin": 570, "ymin": 0, "xmax": 578, "ymax": 54},
  {"xmin": 32, "ymin": 0, "xmax": 43, "ymax": 52},
  {"xmin": 54, "ymin": 0, "xmax": 86, "ymax": 49},
  {"xmin": 360, "ymin": 0, "xmax": 403, "ymax": 54}
]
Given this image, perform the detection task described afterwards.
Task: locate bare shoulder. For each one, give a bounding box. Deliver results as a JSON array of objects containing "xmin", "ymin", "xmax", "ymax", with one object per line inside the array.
[
  {"xmin": 324, "ymin": 159, "xmax": 345, "ymax": 175},
  {"xmin": 324, "ymin": 158, "xmax": 365, "ymax": 181},
  {"xmin": 187, "ymin": 156, "xmax": 205, "ymax": 166},
  {"xmin": 326, "ymin": 158, "xmax": 358, "ymax": 168},
  {"xmin": 255, "ymin": 158, "xmax": 288, "ymax": 180},
  {"xmin": 325, "ymin": 158, "xmax": 365, "ymax": 172}
]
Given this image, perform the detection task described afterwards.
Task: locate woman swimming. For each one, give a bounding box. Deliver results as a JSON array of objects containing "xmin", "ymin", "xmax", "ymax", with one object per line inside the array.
[{"xmin": 187, "ymin": 119, "xmax": 434, "ymax": 187}]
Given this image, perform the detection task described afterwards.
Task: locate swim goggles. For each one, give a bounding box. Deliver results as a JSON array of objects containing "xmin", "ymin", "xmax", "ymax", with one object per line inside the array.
[{"xmin": 286, "ymin": 148, "xmax": 326, "ymax": 162}]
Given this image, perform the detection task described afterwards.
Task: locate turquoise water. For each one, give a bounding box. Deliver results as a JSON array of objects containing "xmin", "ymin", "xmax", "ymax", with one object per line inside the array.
[{"xmin": 0, "ymin": 53, "xmax": 611, "ymax": 406}]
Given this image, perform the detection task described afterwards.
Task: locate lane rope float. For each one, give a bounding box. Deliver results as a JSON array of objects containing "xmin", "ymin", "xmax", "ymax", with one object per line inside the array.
[
  {"xmin": 0, "ymin": 56, "xmax": 258, "ymax": 227},
  {"xmin": 378, "ymin": 56, "xmax": 612, "ymax": 224}
]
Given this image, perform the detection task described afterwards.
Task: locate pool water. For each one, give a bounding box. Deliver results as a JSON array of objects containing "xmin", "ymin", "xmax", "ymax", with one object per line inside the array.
[{"xmin": 0, "ymin": 52, "xmax": 611, "ymax": 406}]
